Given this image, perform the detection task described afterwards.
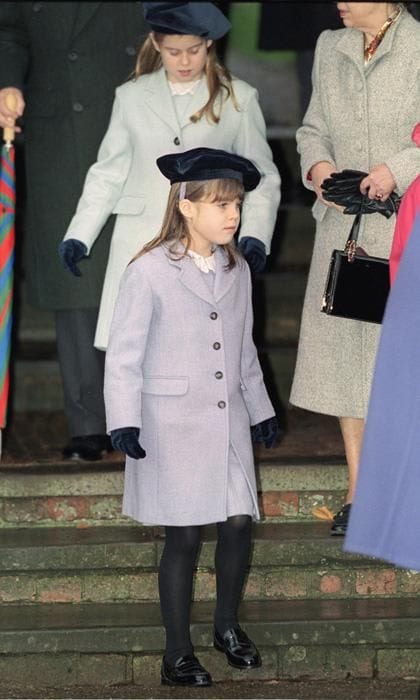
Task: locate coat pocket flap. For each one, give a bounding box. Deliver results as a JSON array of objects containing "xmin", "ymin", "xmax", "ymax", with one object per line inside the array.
[
  {"xmin": 142, "ymin": 376, "xmax": 189, "ymax": 395},
  {"xmin": 112, "ymin": 196, "xmax": 146, "ymax": 215}
]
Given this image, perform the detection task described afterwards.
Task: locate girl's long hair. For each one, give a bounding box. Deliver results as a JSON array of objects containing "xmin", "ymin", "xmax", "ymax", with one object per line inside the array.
[
  {"xmin": 130, "ymin": 34, "xmax": 239, "ymax": 124},
  {"xmin": 132, "ymin": 179, "xmax": 244, "ymax": 269}
]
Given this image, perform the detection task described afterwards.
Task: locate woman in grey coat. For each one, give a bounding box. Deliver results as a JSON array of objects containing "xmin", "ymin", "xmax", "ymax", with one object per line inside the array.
[
  {"xmin": 290, "ymin": 2, "xmax": 420, "ymax": 534},
  {"xmin": 104, "ymin": 148, "xmax": 278, "ymax": 687}
]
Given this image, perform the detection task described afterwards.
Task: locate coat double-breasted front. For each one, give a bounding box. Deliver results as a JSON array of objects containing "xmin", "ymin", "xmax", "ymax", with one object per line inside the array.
[
  {"xmin": 290, "ymin": 11, "xmax": 420, "ymax": 418},
  {"xmin": 63, "ymin": 68, "xmax": 281, "ymax": 350},
  {"xmin": 104, "ymin": 245, "xmax": 275, "ymax": 527}
]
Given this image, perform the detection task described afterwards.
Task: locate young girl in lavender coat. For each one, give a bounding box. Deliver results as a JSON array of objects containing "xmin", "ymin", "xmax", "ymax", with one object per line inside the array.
[{"xmin": 104, "ymin": 147, "xmax": 278, "ymax": 687}]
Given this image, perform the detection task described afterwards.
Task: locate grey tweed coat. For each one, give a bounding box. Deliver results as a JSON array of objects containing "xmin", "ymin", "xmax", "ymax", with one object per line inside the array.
[
  {"xmin": 290, "ymin": 11, "xmax": 420, "ymax": 419},
  {"xmin": 104, "ymin": 245, "xmax": 275, "ymax": 526}
]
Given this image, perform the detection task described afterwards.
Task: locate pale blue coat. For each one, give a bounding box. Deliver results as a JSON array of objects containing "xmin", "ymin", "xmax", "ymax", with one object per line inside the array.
[
  {"xmin": 63, "ymin": 68, "xmax": 281, "ymax": 350},
  {"xmin": 104, "ymin": 245, "xmax": 275, "ymax": 526}
]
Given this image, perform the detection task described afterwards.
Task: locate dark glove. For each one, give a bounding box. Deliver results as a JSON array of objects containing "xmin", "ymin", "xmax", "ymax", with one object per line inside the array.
[
  {"xmin": 322, "ymin": 170, "xmax": 400, "ymax": 219},
  {"xmin": 238, "ymin": 236, "xmax": 266, "ymax": 274},
  {"xmin": 110, "ymin": 427, "xmax": 146, "ymax": 460},
  {"xmin": 251, "ymin": 416, "xmax": 279, "ymax": 449},
  {"xmin": 58, "ymin": 239, "xmax": 88, "ymax": 276}
]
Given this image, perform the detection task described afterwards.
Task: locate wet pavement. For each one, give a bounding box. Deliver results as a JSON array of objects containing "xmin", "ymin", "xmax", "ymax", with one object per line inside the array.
[{"xmin": 0, "ymin": 678, "xmax": 419, "ymax": 699}]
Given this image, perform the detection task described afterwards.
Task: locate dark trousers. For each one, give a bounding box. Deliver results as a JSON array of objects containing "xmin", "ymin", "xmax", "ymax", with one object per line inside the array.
[{"xmin": 55, "ymin": 308, "xmax": 106, "ymax": 437}]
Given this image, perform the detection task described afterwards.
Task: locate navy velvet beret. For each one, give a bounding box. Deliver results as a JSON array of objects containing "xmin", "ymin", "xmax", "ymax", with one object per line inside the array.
[
  {"xmin": 156, "ymin": 147, "xmax": 261, "ymax": 192},
  {"xmin": 143, "ymin": 2, "xmax": 231, "ymax": 40}
]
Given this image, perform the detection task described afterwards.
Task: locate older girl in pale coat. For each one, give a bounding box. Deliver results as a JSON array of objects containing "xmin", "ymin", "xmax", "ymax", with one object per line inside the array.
[
  {"xmin": 60, "ymin": 1, "xmax": 280, "ymax": 351},
  {"xmin": 104, "ymin": 148, "xmax": 278, "ymax": 687}
]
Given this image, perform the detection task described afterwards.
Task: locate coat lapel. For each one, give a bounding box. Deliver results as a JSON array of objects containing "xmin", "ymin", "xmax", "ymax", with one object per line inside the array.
[
  {"xmin": 166, "ymin": 251, "xmax": 215, "ymax": 306},
  {"xmin": 336, "ymin": 13, "xmax": 404, "ymax": 77},
  {"xmin": 71, "ymin": 3, "xmax": 102, "ymax": 43},
  {"xmin": 143, "ymin": 68, "xmax": 180, "ymax": 135},
  {"xmin": 178, "ymin": 77, "xmax": 210, "ymax": 130},
  {"xmin": 214, "ymin": 248, "xmax": 237, "ymax": 303}
]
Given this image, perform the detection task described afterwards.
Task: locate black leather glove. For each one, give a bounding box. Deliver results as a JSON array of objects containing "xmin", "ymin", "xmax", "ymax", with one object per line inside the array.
[
  {"xmin": 110, "ymin": 427, "xmax": 146, "ymax": 459},
  {"xmin": 251, "ymin": 416, "xmax": 279, "ymax": 448},
  {"xmin": 322, "ymin": 170, "xmax": 400, "ymax": 219},
  {"xmin": 238, "ymin": 236, "xmax": 266, "ymax": 274},
  {"xmin": 58, "ymin": 239, "xmax": 88, "ymax": 276}
]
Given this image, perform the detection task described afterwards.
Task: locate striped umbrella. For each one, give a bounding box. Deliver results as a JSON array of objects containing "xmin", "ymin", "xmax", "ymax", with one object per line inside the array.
[{"xmin": 0, "ymin": 94, "xmax": 17, "ymax": 438}]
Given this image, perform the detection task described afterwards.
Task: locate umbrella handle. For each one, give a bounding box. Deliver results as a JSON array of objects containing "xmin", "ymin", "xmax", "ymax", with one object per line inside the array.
[{"xmin": 3, "ymin": 92, "xmax": 18, "ymax": 146}]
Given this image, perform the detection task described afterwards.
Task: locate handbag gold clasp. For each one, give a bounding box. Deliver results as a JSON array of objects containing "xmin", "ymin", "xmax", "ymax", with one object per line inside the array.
[{"xmin": 345, "ymin": 240, "xmax": 357, "ymax": 262}]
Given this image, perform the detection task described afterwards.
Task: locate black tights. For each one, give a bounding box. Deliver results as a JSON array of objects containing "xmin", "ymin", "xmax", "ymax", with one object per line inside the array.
[{"xmin": 158, "ymin": 515, "xmax": 252, "ymax": 664}]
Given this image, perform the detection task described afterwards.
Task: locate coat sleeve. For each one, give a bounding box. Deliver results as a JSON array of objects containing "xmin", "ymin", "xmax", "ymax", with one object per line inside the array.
[
  {"xmin": 296, "ymin": 31, "xmax": 336, "ymax": 190},
  {"xmin": 104, "ymin": 261, "xmax": 153, "ymax": 432},
  {"xmin": 0, "ymin": 4, "xmax": 29, "ymax": 89},
  {"xmin": 63, "ymin": 90, "xmax": 132, "ymax": 253},
  {"xmin": 240, "ymin": 263, "xmax": 275, "ymax": 425},
  {"xmin": 389, "ymin": 177, "xmax": 420, "ymax": 285},
  {"xmin": 233, "ymin": 85, "xmax": 281, "ymax": 254}
]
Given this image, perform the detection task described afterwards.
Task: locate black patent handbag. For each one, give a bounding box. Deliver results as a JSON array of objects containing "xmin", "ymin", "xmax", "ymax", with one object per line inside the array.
[{"xmin": 321, "ymin": 213, "xmax": 390, "ymax": 324}]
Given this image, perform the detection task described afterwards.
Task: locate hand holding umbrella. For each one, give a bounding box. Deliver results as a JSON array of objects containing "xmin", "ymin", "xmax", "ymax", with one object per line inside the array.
[{"xmin": 0, "ymin": 91, "xmax": 17, "ymax": 446}]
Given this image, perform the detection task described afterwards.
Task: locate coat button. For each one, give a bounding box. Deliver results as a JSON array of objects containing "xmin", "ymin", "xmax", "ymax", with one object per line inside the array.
[
  {"xmin": 68, "ymin": 51, "xmax": 78, "ymax": 62},
  {"xmin": 213, "ymin": 342, "xmax": 221, "ymax": 350},
  {"xmin": 32, "ymin": 2, "xmax": 43, "ymax": 11},
  {"xmin": 218, "ymin": 400, "xmax": 226, "ymax": 409},
  {"xmin": 215, "ymin": 371, "xmax": 223, "ymax": 379},
  {"xmin": 173, "ymin": 136, "xmax": 181, "ymax": 145},
  {"xmin": 126, "ymin": 45, "xmax": 136, "ymax": 56},
  {"xmin": 73, "ymin": 102, "xmax": 84, "ymax": 113},
  {"xmin": 210, "ymin": 311, "xmax": 218, "ymax": 320}
]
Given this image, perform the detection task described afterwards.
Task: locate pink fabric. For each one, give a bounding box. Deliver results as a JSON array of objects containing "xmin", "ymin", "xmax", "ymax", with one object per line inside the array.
[{"xmin": 389, "ymin": 175, "xmax": 420, "ymax": 285}]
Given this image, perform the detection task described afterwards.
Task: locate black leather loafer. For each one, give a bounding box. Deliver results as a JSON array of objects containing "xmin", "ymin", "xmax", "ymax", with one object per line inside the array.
[
  {"xmin": 62, "ymin": 434, "xmax": 112, "ymax": 461},
  {"xmin": 161, "ymin": 655, "xmax": 212, "ymax": 687},
  {"xmin": 214, "ymin": 626, "xmax": 261, "ymax": 669},
  {"xmin": 331, "ymin": 503, "xmax": 352, "ymax": 536}
]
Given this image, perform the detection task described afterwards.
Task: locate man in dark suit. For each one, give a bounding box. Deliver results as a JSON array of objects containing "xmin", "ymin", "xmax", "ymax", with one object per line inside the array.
[{"xmin": 0, "ymin": 2, "xmax": 146, "ymax": 460}]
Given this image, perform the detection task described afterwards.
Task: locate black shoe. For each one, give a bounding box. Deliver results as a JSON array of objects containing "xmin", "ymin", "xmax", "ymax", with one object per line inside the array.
[
  {"xmin": 214, "ymin": 626, "xmax": 261, "ymax": 669},
  {"xmin": 331, "ymin": 503, "xmax": 352, "ymax": 536},
  {"xmin": 62, "ymin": 434, "xmax": 112, "ymax": 461},
  {"xmin": 161, "ymin": 655, "xmax": 212, "ymax": 687}
]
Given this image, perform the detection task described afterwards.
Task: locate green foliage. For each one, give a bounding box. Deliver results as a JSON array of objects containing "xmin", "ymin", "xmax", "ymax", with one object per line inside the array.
[{"xmin": 228, "ymin": 2, "xmax": 295, "ymax": 64}]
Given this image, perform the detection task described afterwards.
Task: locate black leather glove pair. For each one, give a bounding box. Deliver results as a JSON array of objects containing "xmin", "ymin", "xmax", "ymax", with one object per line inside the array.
[
  {"xmin": 238, "ymin": 236, "xmax": 267, "ymax": 274},
  {"xmin": 321, "ymin": 170, "xmax": 400, "ymax": 219},
  {"xmin": 110, "ymin": 427, "xmax": 146, "ymax": 460},
  {"xmin": 58, "ymin": 239, "xmax": 88, "ymax": 276},
  {"xmin": 251, "ymin": 416, "xmax": 279, "ymax": 449}
]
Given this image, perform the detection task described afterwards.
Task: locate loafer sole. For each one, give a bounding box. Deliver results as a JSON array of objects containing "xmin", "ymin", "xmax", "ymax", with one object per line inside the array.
[
  {"xmin": 161, "ymin": 673, "xmax": 212, "ymax": 687},
  {"xmin": 214, "ymin": 639, "xmax": 262, "ymax": 669}
]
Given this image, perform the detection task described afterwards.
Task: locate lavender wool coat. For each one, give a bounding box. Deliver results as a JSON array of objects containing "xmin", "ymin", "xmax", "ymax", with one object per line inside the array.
[
  {"xmin": 345, "ymin": 214, "xmax": 420, "ymax": 571},
  {"xmin": 104, "ymin": 245, "xmax": 275, "ymax": 527}
]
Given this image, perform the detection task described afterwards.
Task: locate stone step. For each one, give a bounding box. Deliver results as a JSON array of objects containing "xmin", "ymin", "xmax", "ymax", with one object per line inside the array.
[
  {"xmin": 0, "ymin": 459, "xmax": 347, "ymax": 529},
  {"xmin": 0, "ymin": 524, "xmax": 417, "ymax": 605},
  {"xmin": 1, "ymin": 598, "xmax": 420, "ymax": 685}
]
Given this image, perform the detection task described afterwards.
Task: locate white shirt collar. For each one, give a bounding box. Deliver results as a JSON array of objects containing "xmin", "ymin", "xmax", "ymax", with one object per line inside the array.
[
  {"xmin": 187, "ymin": 248, "xmax": 216, "ymax": 274},
  {"xmin": 169, "ymin": 77, "xmax": 202, "ymax": 96}
]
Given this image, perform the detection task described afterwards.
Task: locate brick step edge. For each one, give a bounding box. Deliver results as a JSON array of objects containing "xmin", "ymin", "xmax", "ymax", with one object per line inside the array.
[{"xmin": 1, "ymin": 599, "xmax": 420, "ymax": 685}]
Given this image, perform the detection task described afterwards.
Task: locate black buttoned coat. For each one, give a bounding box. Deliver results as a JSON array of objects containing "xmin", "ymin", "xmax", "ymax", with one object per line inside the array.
[{"xmin": 0, "ymin": 2, "xmax": 147, "ymax": 309}]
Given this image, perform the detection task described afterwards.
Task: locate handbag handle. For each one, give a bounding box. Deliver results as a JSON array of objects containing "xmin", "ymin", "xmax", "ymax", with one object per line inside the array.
[{"xmin": 344, "ymin": 213, "xmax": 362, "ymax": 262}]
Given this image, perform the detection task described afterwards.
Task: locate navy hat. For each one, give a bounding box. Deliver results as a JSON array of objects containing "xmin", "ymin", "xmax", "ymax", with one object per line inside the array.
[
  {"xmin": 143, "ymin": 2, "xmax": 231, "ymax": 40},
  {"xmin": 157, "ymin": 147, "xmax": 261, "ymax": 192}
]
